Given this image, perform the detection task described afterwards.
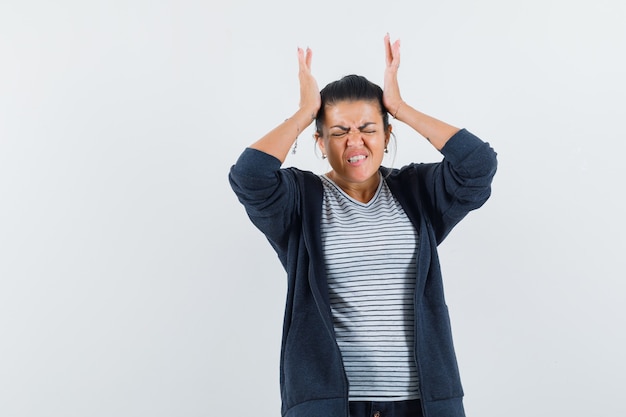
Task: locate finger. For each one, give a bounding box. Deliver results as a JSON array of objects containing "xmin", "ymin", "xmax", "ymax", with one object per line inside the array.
[
  {"xmin": 384, "ymin": 33, "xmax": 393, "ymax": 66},
  {"xmin": 389, "ymin": 39, "xmax": 401, "ymax": 68},
  {"xmin": 299, "ymin": 48, "xmax": 311, "ymax": 76},
  {"xmin": 393, "ymin": 39, "xmax": 401, "ymax": 59},
  {"xmin": 297, "ymin": 47, "xmax": 304, "ymax": 69},
  {"xmin": 305, "ymin": 47, "xmax": 313, "ymax": 70}
]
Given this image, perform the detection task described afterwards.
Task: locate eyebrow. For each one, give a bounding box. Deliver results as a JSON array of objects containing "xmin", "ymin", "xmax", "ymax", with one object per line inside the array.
[{"xmin": 329, "ymin": 122, "xmax": 377, "ymax": 130}]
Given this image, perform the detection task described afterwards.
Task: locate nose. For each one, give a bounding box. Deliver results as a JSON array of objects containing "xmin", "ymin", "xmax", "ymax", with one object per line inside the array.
[{"xmin": 346, "ymin": 128, "xmax": 364, "ymax": 146}]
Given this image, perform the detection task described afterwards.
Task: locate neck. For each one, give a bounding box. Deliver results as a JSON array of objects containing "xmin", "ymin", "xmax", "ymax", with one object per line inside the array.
[{"xmin": 326, "ymin": 171, "xmax": 380, "ymax": 203}]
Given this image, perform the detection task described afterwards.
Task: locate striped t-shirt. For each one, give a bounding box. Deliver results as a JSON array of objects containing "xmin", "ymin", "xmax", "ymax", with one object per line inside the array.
[{"xmin": 320, "ymin": 174, "xmax": 420, "ymax": 401}]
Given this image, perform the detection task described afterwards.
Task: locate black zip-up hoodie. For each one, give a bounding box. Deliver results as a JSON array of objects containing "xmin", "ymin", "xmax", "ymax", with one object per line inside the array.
[{"xmin": 229, "ymin": 128, "xmax": 497, "ymax": 417}]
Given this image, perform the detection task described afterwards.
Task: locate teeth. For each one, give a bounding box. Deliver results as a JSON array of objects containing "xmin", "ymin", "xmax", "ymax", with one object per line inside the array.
[{"xmin": 348, "ymin": 155, "xmax": 366, "ymax": 163}]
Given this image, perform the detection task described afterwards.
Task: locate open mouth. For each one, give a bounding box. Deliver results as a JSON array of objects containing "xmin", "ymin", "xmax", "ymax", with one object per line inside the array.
[{"xmin": 347, "ymin": 155, "xmax": 367, "ymax": 163}]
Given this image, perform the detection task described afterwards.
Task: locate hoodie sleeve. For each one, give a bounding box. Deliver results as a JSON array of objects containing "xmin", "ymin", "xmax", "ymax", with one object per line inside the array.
[
  {"xmin": 228, "ymin": 147, "xmax": 300, "ymax": 258},
  {"xmin": 417, "ymin": 128, "xmax": 498, "ymax": 243}
]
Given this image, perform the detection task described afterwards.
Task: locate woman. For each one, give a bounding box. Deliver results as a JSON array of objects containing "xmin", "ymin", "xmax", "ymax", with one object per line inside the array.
[{"xmin": 229, "ymin": 34, "xmax": 497, "ymax": 417}]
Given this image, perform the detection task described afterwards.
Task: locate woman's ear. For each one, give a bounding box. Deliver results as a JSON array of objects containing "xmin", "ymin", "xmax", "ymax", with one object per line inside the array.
[
  {"xmin": 315, "ymin": 132, "xmax": 326, "ymax": 155},
  {"xmin": 385, "ymin": 124, "xmax": 393, "ymax": 147}
]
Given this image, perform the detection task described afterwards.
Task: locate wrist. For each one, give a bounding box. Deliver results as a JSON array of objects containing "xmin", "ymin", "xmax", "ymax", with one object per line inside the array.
[
  {"xmin": 391, "ymin": 101, "xmax": 406, "ymax": 120},
  {"xmin": 294, "ymin": 107, "xmax": 317, "ymax": 127}
]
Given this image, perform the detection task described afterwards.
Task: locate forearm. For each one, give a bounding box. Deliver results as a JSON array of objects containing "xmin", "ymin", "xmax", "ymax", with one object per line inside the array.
[
  {"xmin": 393, "ymin": 101, "xmax": 460, "ymax": 151},
  {"xmin": 249, "ymin": 107, "xmax": 316, "ymax": 164}
]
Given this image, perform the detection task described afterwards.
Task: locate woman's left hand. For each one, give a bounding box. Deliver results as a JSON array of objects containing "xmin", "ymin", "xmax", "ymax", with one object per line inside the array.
[
  {"xmin": 297, "ymin": 47, "xmax": 321, "ymax": 117},
  {"xmin": 383, "ymin": 33, "xmax": 404, "ymax": 119}
]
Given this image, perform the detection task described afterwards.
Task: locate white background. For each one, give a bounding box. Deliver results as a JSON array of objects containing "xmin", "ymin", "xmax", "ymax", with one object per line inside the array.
[{"xmin": 1, "ymin": 0, "xmax": 625, "ymax": 416}]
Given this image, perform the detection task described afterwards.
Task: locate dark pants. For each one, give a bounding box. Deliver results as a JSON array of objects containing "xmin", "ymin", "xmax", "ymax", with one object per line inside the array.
[{"xmin": 349, "ymin": 400, "xmax": 423, "ymax": 417}]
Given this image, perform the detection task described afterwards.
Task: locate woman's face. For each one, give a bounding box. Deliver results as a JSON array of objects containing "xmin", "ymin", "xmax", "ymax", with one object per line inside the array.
[{"xmin": 317, "ymin": 100, "xmax": 390, "ymax": 191}]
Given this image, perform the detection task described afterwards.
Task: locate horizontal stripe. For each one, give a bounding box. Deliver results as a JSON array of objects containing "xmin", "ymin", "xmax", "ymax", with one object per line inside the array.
[{"xmin": 320, "ymin": 174, "xmax": 420, "ymax": 401}]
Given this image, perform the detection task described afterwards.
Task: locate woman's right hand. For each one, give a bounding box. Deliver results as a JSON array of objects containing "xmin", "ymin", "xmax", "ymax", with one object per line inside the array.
[{"xmin": 297, "ymin": 47, "xmax": 321, "ymax": 117}]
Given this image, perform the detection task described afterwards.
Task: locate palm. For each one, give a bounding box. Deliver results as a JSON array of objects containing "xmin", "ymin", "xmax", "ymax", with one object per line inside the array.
[
  {"xmin": 298, "ymin": 47, "xmax": 321, "ymax": 114},
  {"xmin": 383, "ymin": 34, "xmax": 403, "ymax": 115}
]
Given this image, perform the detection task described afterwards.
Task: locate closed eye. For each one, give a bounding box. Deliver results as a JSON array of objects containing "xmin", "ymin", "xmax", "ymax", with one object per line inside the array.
[{"xmin": 328, "ymin": 123, "xmax": 378, "ymax": 138}]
